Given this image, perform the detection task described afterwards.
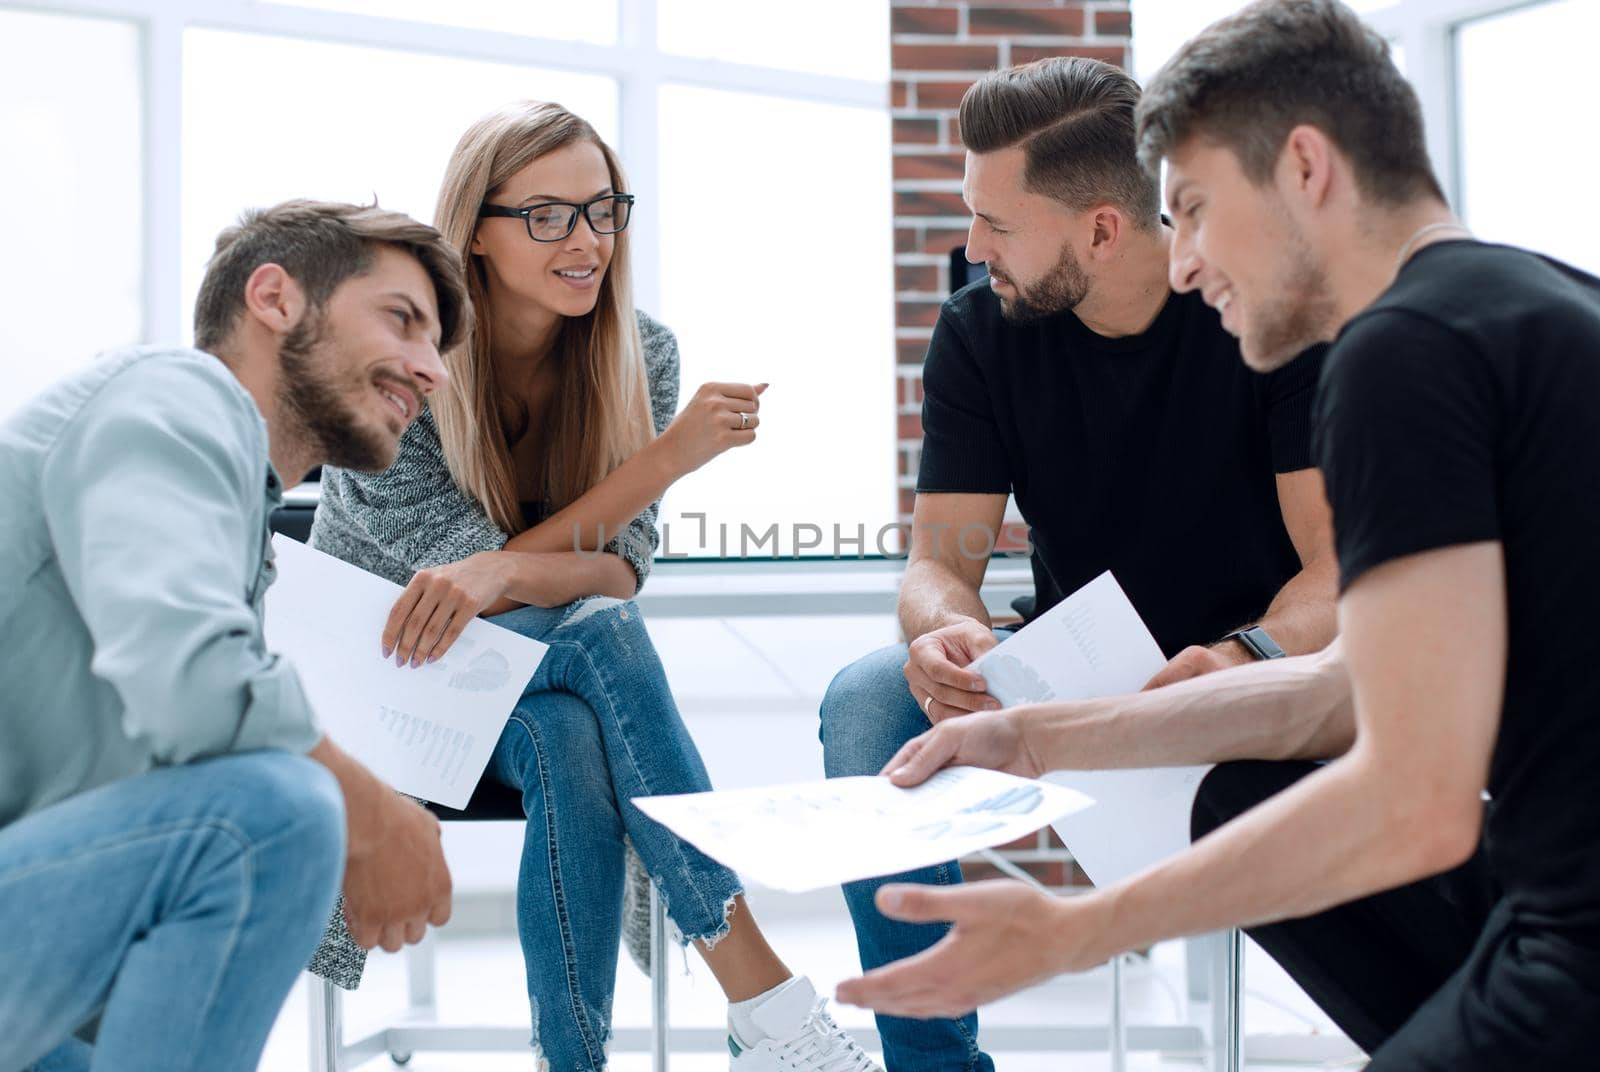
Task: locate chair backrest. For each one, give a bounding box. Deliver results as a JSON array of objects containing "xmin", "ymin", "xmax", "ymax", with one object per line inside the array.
[
  {"xmin": 269, "ymin": 489, "xmax": 319, "ymax": 544},
  {"xmin": 948, "ymin": 245, "xmax": 988, "ymax": 293}
]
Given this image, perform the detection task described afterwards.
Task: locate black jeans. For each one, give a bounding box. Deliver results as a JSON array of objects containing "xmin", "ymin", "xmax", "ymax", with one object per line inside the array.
[{"xmin": 1189, "ymin": 761, "xmax": 1600, "ymax": 1067}]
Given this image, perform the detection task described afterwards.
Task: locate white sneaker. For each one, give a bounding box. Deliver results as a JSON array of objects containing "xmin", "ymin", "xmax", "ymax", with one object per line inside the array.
[{"xmin": 728, "ymin": 976, "xmax": 882, "ymax": 1072}]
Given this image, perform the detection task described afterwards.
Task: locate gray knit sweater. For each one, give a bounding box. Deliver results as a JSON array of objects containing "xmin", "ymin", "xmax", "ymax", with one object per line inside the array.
[
  {"xmin": 313, "ymin": 311, "xmax": 680, "ymax": 590},
  {"xmin": 304, "ymin": 310, "xmax": 679, "ymax": 989}
]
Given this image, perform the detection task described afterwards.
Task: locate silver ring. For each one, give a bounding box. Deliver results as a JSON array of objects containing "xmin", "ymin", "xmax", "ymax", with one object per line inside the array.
[
  {"xmin": 923, "ymin": 694, "xmax": 934, "ymax": 714},
  {"xmin": 739, "ymin": 412, "xmax": 749, "ymax": 430}
]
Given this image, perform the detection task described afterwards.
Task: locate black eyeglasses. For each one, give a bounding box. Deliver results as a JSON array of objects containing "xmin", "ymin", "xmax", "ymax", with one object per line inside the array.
[{"xmin": 478, "ymin": 193, "xmax": 635, "ymax": 243}]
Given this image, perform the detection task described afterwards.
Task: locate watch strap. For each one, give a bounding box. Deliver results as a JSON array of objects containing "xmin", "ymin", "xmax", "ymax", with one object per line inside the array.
[{"xmin": 1225, "ymin": 625, "xmax": 1286, "ymax": 661}]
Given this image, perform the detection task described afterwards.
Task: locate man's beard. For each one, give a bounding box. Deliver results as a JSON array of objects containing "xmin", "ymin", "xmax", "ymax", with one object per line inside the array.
[
  {"xmin": 277, "ymin": 312, "xmax": 397, "ymax": 473},
  {"xmin": 1240, "ymin": 223, "xmax": 1339, "ymax": 372},
  {"xmin": 993, "ymin": 241, "xmax": 1091, "ymax": 323}
]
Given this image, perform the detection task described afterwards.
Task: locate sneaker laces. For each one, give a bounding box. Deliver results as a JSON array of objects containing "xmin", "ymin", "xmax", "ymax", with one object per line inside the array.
[{"xmin": 766, "ymin": 999, "xmax": 879, "ymax": 1072}]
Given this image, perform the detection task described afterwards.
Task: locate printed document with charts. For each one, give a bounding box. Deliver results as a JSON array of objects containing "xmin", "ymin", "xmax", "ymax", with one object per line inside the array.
[
  {"xmin": 972, "ymin": 571, "xmax": 1214, "ymax": 887},
  {"xmin": 635, "ymin": 766, "xmax": 1093, "ymax": 893},
  {"xmin": 263, "ymin": 535, "xmax": 547, "ymax": 809}
]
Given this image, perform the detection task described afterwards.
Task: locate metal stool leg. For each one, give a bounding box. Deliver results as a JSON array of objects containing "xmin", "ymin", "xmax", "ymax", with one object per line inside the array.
[
  {"xmin": 308, "ymin": 976, "xmax": 342, "ymax": 1072},
  {"xmin": 406, "ymin": 928, "xmax": 439, "ymax": 1016},
  {"xmin": 650, "ymin": 881, "xmax": 670, "ymax": 1072},
  {"xmin": 1208, "ymin": 928, "xmax": 1243, "ymax": 1072},
  {"xmin": 1109, "ymin": 953, "xmax": 1127, "ymax": 1072},
  {"xmin": 309, "ymin": 885, "xmax": 674, "ymax": 1068},
  {"xmin": 388, "ymin": 929, "xmax": 438, "ymax": 1064}
]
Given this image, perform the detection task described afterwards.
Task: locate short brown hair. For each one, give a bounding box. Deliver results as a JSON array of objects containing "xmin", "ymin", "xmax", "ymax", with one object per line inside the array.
[
  {"xmin": 193, "ymin": 199, "xmax": 472, "ymax": 353},
  {"xmin": 1136, "ymin": 0, "xmax": 1443, "ymax": 205},
  {"xmin": 959, "ymin": 56, "xmax": 1161, "ymax": 230}
]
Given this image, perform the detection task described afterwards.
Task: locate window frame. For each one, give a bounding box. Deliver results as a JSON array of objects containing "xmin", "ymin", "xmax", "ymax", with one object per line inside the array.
[
  {"xmin": 2, "ymin": 0, "xmax": 885, "ymax": 347},
  {"xmin": 1356, "ymin": 0, "xmax": 1554, "ymax": 211}
]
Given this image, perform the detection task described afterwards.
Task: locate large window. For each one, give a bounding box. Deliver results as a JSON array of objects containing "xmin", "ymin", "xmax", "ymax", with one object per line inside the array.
[
  {"xmin": 0, "ymin": 9, "xmax": 142, "ymax": 420},
  {"xmin": 1131, "ymin": 0, "xmax": 1395, "ymax": 84},
  {"xmin": 1456, "ymin": 0, "xmax": 1600, "ymax": 275},
  {"xmin": 180, "ymin": 31, "xmax": 618, "ymax": 338},
  {"xmin": 270, "ymin": 0, "xmax": 619, "ymax": 44},
  {"xmin": 655, "ymin": 86, "xmax": 894, "ymax": 557},
  {"xmin": 1131, "ymin": 0, "xmax": 1596, "ymax": 275},
  {"xmin": 5, "ymin": 0, "xmax": 893, "ymax": 557},
  {"xmin": 657, "ymin": 0, "xmax": 888, "ymax": 82}
]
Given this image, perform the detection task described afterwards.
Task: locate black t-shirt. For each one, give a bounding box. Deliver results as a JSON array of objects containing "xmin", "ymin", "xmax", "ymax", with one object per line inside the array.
[
  {"xmin": 1314, "ymin": 239, "xmax": 1600, "ymax": 919},
  {"xmin": 917, "ymin": 282, "xmax": 1321, "ymax": 656}
]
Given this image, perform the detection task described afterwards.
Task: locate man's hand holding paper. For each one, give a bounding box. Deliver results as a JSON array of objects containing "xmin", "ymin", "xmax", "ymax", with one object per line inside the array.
[
  {"xmin": 838, "ymin": 571, "xmax": 1216, "ymax": 1017},
  {"xmin": 633, "ymin": 767, "xmax": 1092, "ymax": 894},
  {"xmin": 882, "ymin": 708, "xmax": 1041, "ymax": 786},
  {"xmin": 903, "ymin": 618, "xmax": 1004, "ymax": 722}
]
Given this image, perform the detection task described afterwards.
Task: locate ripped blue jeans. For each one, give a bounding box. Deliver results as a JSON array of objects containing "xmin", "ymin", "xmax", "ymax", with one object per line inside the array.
[{"xmin": 486, "ymin": 597, "xmax": 741, "ymax": 1072}]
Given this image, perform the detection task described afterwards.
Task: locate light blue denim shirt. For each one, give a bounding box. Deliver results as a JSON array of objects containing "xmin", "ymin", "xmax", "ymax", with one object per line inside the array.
[{"xmin": 0, "ymin": 346, "xmax": 321, "ymax": 828}]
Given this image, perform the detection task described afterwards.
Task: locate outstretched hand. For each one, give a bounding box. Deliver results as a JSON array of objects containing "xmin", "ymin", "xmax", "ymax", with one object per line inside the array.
[
  {"xmin": 834, "ymin": 880, "xmax": 1109, "ymax": 1019},
  {"xmin": 880, "ymin": 707, "xmax": 1040, "ymax": 786}
]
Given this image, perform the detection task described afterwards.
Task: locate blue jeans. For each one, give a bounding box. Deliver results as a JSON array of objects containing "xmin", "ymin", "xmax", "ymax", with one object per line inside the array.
[
  {"xmin": 819, "ymin": 642, "xmax": 1000, "ymax": 1072},
  {"xmin": 0, "ymin": 752, "xmax": 345, "ymax": 1072},
  {"xmin": 485, "ymin": 597, "xmax": 742, "ymax": 1072}
]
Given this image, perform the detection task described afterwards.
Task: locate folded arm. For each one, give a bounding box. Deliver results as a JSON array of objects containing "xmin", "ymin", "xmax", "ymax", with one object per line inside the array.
[{"xmin": 502, "ymin": 314, "xmax": 686, "ymax": 589}]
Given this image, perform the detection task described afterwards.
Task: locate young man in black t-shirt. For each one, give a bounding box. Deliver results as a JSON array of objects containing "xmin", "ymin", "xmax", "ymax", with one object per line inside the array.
[
  {"xmin": 818, "ymin": 55, "xmax": 1339, "ymax": 1071},
  {"xmin": 836, "ymin": 2, "xmax": 1600, "ymax": 1066}
]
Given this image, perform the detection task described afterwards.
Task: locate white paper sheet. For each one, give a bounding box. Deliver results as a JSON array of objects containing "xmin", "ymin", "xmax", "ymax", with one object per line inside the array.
[
  {"xmin": 1041, "ymin": 765, "xmax": 1211, "ymax": 887},
  {"xmin": 973, "ymin": 571, "xmax": 1215, "ymax": 887},
  {"xmin": 263, "ymin": 535, "xmax": 547, "ymax": 808},
  {"xmin": 633, "ymin": 767, "xmax": 1093, "ymax": 893}
]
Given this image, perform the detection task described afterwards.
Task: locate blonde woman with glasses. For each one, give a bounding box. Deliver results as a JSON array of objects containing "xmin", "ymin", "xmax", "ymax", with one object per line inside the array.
[{"xmin": 307, "ymin": 100, "xmax": 877, "ymax": 1072}]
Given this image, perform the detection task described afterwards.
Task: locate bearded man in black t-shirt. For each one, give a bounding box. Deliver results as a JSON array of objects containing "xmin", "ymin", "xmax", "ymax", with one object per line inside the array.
[
  {"xmin": 818, "ymin": 55, "xmax": 1339, "ymax": 1072},
  {"xmin": 835, "ymin": 2, "xmax": 1600, "ymax": 1068}
]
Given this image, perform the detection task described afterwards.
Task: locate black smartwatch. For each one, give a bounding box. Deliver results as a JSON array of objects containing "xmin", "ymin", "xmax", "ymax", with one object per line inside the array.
[{"xmin": 1223, "ymin": 625, "xmax": 1286, "ymax": 661}]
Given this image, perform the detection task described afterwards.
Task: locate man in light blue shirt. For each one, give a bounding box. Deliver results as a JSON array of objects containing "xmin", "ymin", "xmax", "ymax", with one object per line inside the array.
[{"xmin": 0, "ymin": 200, "xmax": 471, "ymax": 1072}]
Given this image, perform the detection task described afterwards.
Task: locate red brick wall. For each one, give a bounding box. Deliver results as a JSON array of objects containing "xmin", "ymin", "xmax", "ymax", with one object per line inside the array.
[{"xmin": 891, "ymin": 1, "xmax": 1133, "ymax": 542}]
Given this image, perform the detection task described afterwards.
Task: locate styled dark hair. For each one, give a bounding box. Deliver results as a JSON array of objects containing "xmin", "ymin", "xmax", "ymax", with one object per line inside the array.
[
  {"xmin": 959, "ymin": 56, "xmax": 1161, "ymax": 230},
  {"xmin": 1135, "ymin": 0, "xmax": 1443, "ymax": 205},
  {"xmin": 193, "ymin": 199, "xmax": 471, "ymax": 353}
]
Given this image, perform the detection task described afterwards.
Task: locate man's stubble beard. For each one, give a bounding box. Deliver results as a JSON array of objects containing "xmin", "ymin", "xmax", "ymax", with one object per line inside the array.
[
  {"xmin": 1241, "ymin": 222, "xmax": 1340, "ymax": 372},
  {"xmin": 995, "ymin": 240, "xmax": 1092, "ymax": 323},
  {"xmin": 277, "ymin": 311, "xmax": 397, "ymax": 473}
]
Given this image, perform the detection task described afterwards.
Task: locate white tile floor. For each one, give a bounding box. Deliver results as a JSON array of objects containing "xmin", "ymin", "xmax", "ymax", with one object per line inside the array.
[{"xmin": 259, "ymin": 614, "xmax": 1366, "ymax": 1071}]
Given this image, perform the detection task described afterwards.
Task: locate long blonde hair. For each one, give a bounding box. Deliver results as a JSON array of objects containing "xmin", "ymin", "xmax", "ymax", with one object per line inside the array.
[{"xmin": 431, "ymin": 100, "xmax": 651, "ymax": 533}]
